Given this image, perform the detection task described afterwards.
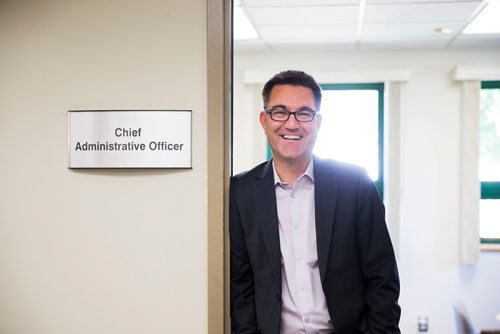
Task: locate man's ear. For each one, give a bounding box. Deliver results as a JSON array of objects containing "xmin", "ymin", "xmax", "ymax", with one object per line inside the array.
[
  {"xmin": 316, "ymin": 113, "xmax": 322, "ymax": 130},
  {"xmin": 259, "ymin": 111, "xmax": 267, "ymax": 130}
]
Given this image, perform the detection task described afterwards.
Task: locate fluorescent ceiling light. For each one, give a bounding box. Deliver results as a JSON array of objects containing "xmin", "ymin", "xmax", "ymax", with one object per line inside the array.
[
  {"xmin": 234, "ymin": 5, "xmax": 259, "ymax": 40},
  {"xmin": 356, "ymin": 0, "xmax": 367, "ymax": 41},
  {"xmin": 463, "ymin": 0, "xmax": 500, "ymax": 34}
]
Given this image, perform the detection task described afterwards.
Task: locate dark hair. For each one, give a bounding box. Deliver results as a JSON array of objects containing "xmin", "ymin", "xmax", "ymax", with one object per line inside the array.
[{"xmin": 262, "ymin": 70, "xmax": 322, "ymax": 110}]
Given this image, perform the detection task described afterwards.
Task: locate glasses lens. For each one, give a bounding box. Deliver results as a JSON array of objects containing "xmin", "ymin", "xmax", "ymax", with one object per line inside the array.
[
  {"xmin": 270, "ymin": 108, "xmax": 289, "ymax": 121},
  {"xmin": 295, "ymin": 110, "xmax": 315, "ymax": 122}
]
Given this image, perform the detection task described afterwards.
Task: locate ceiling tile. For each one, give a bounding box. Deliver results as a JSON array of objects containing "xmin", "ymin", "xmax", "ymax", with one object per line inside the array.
[
  {"xmin": 269, "ymin": 40, "xmax": 358, "ymax": 51},
  {"xmin": 361, "ymin": 21, "xmax": 465, "ymax": 37},
  {"xmin": 246, "ymin": 5, "xmax": 359, "ymax": 25},
  {"xmin": 450, "ymin": 34, "xmax": 500, "ymax": 48},
  {"xmin": 367, "ymin": 0, "xmax": 480, "ymax": 3},
  {"xmin": 258, "ymin": 24, "xmax": 358, "ymax": 41},
  {"xmin": 234, "ymin": 40, "xmax": 272, "ymax": 52},
  {"xmin": 359, "ymin": 38, "xmax": 450, "ymax": 49},
  {"xmin": 242, "ymin": 0, "xmax": 360, "ymax": 6},
  {"xmin": 364, "ymin": 2, "xmax": 480, "ymax": 23}
]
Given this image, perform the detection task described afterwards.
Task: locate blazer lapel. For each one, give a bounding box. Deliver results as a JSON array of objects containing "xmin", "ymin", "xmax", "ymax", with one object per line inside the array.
[
  {"xmin": 253, "ymin": 160, "xmax": 281, "ymax": 284},
  {"xmin": 314, "ymin": 157, "xmax": 338, "ymax": 282}
]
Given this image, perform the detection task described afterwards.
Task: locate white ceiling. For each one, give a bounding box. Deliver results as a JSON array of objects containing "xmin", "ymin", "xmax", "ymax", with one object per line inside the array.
[{"xmin": 234, "ymin": 0, "xmax": 500, "ymax": 51}]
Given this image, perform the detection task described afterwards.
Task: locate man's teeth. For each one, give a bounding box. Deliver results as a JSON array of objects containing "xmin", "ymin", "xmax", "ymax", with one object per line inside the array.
[{"xmin": 282, "ymin": 135, "xmax": 301, "ymax": 140}]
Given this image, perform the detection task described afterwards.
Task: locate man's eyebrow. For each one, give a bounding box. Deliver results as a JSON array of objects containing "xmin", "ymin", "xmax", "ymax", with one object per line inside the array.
[
  {"xmin": 297, "ymin": 106, "xmax": 316, "ymax": 111},
  {"xmin": 268, "ymin": 104, "xmax": 287, "ymax": 109},
  {"xmin": 269, "ymin": 104, "xmax": 315, "ymax": 111}
]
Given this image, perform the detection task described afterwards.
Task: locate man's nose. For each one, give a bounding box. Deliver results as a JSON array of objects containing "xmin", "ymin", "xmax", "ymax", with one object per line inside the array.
[{"xmin": 284, "ymin": 113, "xmax": 300, "ymax": 128}]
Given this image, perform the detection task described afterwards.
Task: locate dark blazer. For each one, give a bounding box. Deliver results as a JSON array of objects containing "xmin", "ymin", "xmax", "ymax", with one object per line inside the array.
[{"xmin": 230, "ymin": 156, "xmax": 401, "ymax": 334}]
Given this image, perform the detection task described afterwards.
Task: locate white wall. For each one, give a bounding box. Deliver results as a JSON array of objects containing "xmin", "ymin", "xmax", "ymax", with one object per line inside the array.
[
  {"xmin": 0, "ymin": 1, "xmax": 209, "ymax": 333},
  {"xmin": 233, "ymin": 48, "xmax": 500, "ymax": 334}
]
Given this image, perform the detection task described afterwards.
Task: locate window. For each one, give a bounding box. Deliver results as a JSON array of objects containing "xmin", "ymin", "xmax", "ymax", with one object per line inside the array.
[
  {"xmin": 480, "ymin": 81, "xmax": 500, "ymax": 244},
  {"xmin": 315, "ymin": 83, "xmax": 384, "ymax": 197}
]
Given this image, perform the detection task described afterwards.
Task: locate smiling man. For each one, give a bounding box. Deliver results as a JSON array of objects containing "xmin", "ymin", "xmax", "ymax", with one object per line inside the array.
[{"xmin": 230, "ymin": 70, "xmax": 401, "ymax": 334}]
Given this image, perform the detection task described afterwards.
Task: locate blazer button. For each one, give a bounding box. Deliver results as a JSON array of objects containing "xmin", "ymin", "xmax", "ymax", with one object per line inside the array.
[{"xmin": 275, "ymin": 295, "xmax": 281, "ymax": 303}]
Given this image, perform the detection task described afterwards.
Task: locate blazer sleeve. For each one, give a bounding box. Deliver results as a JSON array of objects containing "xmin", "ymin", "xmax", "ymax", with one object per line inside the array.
[
  {"xmin": 229, "ymin": 176, "xmax": 259, "ymax": 333},
  {"xmin": 356, "ymin": 172, "xmax": 401, "ymax": 334}
]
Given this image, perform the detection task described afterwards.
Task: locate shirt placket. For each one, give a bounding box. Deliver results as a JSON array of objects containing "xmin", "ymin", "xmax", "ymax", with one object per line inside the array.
[{"xmin": 289, "ymin": 180, "xmax": 313, "ymax": 332}]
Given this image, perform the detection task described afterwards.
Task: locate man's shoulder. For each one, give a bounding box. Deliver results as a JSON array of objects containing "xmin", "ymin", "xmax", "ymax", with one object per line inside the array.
[
  {"xmin": 314, "ymin": 157, "xmax": 378, "ymax": 199},
  {"xmin": 314, "ymin": 156, "xmax": 367, "ymax": 179},
  {"xmin": 231, "ymin": 160, "xmax": 270, "ymax": 185}
]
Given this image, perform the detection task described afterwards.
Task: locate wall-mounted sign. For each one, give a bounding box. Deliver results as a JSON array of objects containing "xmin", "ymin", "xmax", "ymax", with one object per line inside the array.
[{"xmin": 68, "ymin": 110, "xmax": 192, "ymax": 168}]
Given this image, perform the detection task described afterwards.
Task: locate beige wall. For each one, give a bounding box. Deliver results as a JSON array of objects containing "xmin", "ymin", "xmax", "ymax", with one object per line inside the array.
[{"xmin": 0, "ymin": 0, "xmax": 220, "ymax": 333}]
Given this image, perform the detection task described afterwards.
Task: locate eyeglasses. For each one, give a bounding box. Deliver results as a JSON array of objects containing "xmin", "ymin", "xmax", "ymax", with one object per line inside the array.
[{"xmin": 264, "ymin": 107, "xmax": 317, "ymax": 122}]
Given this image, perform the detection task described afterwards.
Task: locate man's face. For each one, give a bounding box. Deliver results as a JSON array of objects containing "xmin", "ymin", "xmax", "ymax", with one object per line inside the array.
[{"xmin": 259, "ymin": 84, "xmax": 321, "ymax": 166}]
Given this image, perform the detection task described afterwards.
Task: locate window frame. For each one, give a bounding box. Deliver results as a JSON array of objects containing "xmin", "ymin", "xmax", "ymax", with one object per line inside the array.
[
  {"xmin": 480, "ymin": 80, "xmax": 500, "ymax": 244},
  {"xmin": 319, "ymin": 83, "xmax": 385, "ymax": 198}
]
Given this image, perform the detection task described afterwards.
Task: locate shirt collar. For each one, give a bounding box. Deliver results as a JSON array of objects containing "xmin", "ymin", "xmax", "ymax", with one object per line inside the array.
[{"xmin": 272, "ymin": 158, "xmax": 315, "ymax": 186}]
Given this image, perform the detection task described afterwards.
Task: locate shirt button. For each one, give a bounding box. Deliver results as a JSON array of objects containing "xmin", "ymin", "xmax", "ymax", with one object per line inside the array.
[
  {"xmin": 304, "ymin": 317, "xmax": 310, "ymax": 323},
  {"xmin": 294, "ymin": 225, "xmax": 298, "ymax": 229}
]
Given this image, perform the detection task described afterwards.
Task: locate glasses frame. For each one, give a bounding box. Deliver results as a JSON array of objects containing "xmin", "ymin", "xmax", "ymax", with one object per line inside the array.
[{"xmin": 264, "ymin": 107, "xmax": 317, "ymax": 123}]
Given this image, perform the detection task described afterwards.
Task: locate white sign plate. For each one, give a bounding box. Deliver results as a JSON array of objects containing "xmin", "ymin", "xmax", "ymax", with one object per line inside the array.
[{"xmin": 68, "ymin": 110, "xmax": 192, "ymax": 168}]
